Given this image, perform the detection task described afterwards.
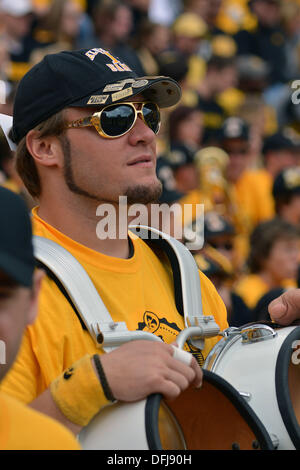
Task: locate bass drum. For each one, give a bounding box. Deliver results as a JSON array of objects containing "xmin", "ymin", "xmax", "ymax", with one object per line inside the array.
[
  {"xmin": 204, "ymin": 323, "xmax": 300, "ymax": 450},
  {"xmin": 79, "ymin": 369, "xmax": 273, "ymax": 450}
]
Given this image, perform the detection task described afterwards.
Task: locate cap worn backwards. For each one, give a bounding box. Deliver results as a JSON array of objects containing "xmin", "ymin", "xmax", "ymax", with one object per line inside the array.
[
  {"xmin": 0, "ymin": 187, "xmax": 35, "ymax": 287},
  {"xmin": 12, "ymin": 48, "xmax": 182, "ymax": 144}
]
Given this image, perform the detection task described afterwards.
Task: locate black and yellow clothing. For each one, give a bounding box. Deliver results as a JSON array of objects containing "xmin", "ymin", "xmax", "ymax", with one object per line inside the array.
[
  {"xmin": 6, "ymin": 35, "xmax": 49, "ymax": 83},
  {"xmin": 234, "ymin": 273, "xmax": 297, "ymax": 310},
  {"xmin": 1, "ymin": 207, "xmax": 228, "ymax": 408},
  {"xmin": 0, "ymin": 391, "xmax": 81, "ymax": 450},
  {"xmin": 180, "ymin": 88, "xmax": 228, "ymax": 144},
  {"xmin": 234, "ymin": 23, "xmax": 289, "ymax": 84}
]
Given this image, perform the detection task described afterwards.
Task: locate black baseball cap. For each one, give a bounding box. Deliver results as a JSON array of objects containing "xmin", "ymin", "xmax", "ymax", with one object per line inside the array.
[
  {"xmin": 156, "ymin": 156, "xmax": 184, "ymax": 203},
  {"xmin": 220, "ymin": 117, "xmax": 249, "ymax": 141},
  {"xmin": 167, "ymin": 143, "xmax": 197, "ymax": 170},
  {"xmin": 0, "ymin": 187, "xmax": 35, "ymax": 287},
  {"xmin": 204, "ymin": 211, "xmax": 235, "ymax": 239},
  {"xmin": 12, "ymin": 48, "xmax": 182, "ymax": 144},
  {"xmin": 262, "ymin": 132, "xmax": 297, "ymax": 155},
  {"xmin": 272, "ymin": 167, "xmax": 300, "ymax": 198}
]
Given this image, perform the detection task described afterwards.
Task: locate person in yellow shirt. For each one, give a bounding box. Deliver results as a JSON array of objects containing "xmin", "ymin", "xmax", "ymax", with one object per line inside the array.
[
  {"xmin": 217, "ymin": 116, "xmax": 275, "ymax": 267},
  {"xmin": 0, "ymin": 187, "xmax": 81, "ymax": 450},
  {"xmin": 258, "ymin": 131, "xmax": 300, "ymax": 197},
  {"xmin": 1, "ymin": 48, "xmax": 225, "ymax": 438},
  {"xmin": 234, "ymin": 218, "xmax": 300, "ymax": 310}
]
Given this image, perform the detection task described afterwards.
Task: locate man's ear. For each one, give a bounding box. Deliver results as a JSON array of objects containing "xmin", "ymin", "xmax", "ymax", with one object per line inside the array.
[
  {"xmin": 27, "ymin": 269, "xmax": 45, "ymax": 326},
  {"xmin": 26, "ymin": 130, "xmax": 64, "ymax": 168}
]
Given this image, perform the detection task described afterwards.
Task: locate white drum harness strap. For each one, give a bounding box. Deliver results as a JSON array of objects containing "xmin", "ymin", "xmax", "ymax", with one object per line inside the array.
[{"xmin": 33, "ymin": 225, "xmax": 220, "ymax": 352}]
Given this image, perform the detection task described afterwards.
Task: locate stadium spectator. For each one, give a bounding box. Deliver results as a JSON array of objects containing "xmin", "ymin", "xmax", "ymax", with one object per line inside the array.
[
  {"xmin": 272, "ymin": 166, "xmax": 300, "ymax": 226},
  {"xmin": 82, "ymin": 0, "xmax": 145, "ymax": 75},
  {"xmin": 234, "ymin": 218, "xmax": 300, "ymax": 310}
]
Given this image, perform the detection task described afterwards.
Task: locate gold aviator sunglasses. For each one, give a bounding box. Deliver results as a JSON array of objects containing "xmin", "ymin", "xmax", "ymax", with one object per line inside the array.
[{"xmin": 65, "ymin": 101, "xmax": 161, "ymax": 139}]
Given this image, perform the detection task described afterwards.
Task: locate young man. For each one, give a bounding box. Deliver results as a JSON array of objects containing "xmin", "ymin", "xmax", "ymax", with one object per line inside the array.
[
  {"xmin": 0, "ymin": 186, "xmax": 80, "ymax": 449},
  {"xmin": 1, "ymin": 47, "xmax": 228, "ymax": 436}
]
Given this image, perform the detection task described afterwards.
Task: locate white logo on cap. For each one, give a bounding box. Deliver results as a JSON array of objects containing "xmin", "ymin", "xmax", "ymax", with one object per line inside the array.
[{"xmin": 85, "ymin": 48, "xmax": 132, "ymax": 72}]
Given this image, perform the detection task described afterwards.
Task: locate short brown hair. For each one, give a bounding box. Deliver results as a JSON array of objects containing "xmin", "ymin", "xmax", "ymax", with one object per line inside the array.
[
  {"xmin": 15, "ymin": 111, "xmax": 65, "ymax": 198},
  {"xmin": 0, "ymin": 269, "xmax": 20, "ymax": 299},
  {"xmin": 247, "ymin": 218, "xmax": 300, "ymax": 273}
]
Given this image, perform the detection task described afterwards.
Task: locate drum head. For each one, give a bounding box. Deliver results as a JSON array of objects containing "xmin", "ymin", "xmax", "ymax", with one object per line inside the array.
[
  {"xmin": 145, "ymin": 370, "xmax": 274, "ymax": 450},
  {"xmin": 276, "ymin": 326, "xmax": 300, "ymax": 449}
]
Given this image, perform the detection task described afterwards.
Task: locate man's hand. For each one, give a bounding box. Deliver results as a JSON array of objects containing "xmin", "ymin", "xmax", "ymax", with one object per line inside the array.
[
  {"xmin": 99, "ymin": 340, "xmax": 203, "ymax": 402},
  {"xmin": 268, "ymin": 288, "xmax": 300, "ymax": 326}
]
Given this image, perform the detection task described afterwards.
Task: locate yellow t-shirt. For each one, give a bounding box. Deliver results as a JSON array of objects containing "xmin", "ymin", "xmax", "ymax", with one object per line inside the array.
[
  {"xmin": 1, "ymin": 208, "xmax": 228, "ymax": 408},
  {"xmin": 233, "ymin": 169, "xmax": 275, "ymax": 230},
  {"xmin": 229, "ymin": 169, "xmax": 275, "ymax": 267},
  {"xmin": 0, "ymin": 391, "xmax": 81, "ymax": 450}
]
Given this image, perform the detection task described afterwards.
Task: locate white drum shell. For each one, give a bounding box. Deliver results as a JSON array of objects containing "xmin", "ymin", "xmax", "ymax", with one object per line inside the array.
[
  {"xmin": 79, "ymin": 400, "xmax": 148, "ymax": 450},
  {"xmin": 204, "ymin": 325, "xmax": 298, "ymax": 450}
]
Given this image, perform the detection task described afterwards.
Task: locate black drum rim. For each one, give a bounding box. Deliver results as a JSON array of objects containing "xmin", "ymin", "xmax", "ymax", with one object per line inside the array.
[
  {"xmin": 145, "ymin": 393, "xmax": 163, "ymax": 450},
  {"xmin": 275, "ymin": 326, "xmax": 300, "ymax": 449}
]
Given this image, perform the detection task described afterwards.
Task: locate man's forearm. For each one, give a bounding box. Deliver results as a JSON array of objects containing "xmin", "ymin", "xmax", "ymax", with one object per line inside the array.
[{"xmin": 29, "ymin": 387, "xmax": 82, "ymax": 435}]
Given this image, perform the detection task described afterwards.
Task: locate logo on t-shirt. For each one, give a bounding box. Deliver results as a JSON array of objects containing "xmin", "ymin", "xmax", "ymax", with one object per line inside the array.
[{"xmin": 137, "ymin": 311, "xmax": 204, "ymax": 365}]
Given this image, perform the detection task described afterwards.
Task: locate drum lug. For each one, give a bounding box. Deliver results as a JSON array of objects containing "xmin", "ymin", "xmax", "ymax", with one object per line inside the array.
[
  {"xmin": 238, "ymin": 391, "xmax": 252, "ymax": 401},
  {"xmin": 240, "ymin": 324, "xmax": 277, "ymax": 345},
  {"xmin": 222, "ymin": 327, "xmax": 241, "ymax": 339},
  {"xmin": 270, "ymin": 434, "xmax": 279, "ymax": 449}
]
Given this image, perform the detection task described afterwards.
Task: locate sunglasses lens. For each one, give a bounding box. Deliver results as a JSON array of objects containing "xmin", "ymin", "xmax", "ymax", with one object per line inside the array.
[
  {"xmin": 100, "ymin": 104, "xmax": 135, "ymax": 137},
  {"xmin": 143, "ymin": 103, "xmax": 160, "ymax": 134}
]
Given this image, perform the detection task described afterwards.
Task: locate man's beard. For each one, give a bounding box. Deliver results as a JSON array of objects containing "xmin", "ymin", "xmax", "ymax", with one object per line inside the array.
[
  {"xmin": 124, "ymin": 182, "xmax": 162, "ymax": 205},
  {"xmin": 59, "ymin": 134, "xmax": 163, "ymax": 205}
]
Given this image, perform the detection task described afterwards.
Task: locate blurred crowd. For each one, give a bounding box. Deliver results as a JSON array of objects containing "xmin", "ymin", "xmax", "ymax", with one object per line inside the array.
[{"xmin": 0, "ymin": 0, "xmax": 300, "ymax": 326}]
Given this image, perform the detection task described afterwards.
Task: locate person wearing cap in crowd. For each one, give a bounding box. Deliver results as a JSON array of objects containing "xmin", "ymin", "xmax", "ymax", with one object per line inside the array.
[
  {"xmin": 272, "ymin": 166, "xmax": 300, "ymax": 226},
  {"xmin": 250, "ymin": 129, "xmax": 299, "ymax": 215},
  {"xmin": 234, "ymin": 217, "xmax": 300, "ymax": 311},
  {"xmin": 1, "ymin": 47, "xmax": 229, "ymax": 436},
  {"xmin": 261, "ymin": 131, "xmax": 299, "ymax": 187},
  {"xmin": 156, "ymin": 155, "xmax": 185, "ymax": 205},
  {"xmin": 0, "ymin": 187, "xmax": 81, "ymax": 449},
  {"xmin": 167, "ymin": 143, "xmax": 199, "ymax": 195},
  {"xmin": 217, "ymin": 116, "xmax": 275, "ymax": 267},
  {"xmin": 195, "ymin": 55, "xmax": 238, "ymax": 144}
]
